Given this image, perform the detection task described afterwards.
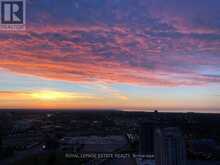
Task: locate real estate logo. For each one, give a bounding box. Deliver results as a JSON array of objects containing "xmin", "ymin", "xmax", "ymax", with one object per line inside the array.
[{"xmin": 0, "ymin": 0, "xmax": 25, "ymax": 30}]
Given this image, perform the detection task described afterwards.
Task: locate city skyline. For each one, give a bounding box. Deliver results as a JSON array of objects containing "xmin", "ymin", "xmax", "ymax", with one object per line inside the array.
[{"xmin": 0, "ymin": 0, "xmax": 220, "ymax": 112}]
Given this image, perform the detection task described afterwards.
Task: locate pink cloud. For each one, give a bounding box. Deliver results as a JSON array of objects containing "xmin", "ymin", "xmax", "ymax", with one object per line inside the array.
[{"xmin": 0, "ymin": 23, "xmax": 220, "ymax": 86}]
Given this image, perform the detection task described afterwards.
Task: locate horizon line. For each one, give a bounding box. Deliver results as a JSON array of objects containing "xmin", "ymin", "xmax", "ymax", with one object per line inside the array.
[{"xmin": 0, "ymin": 108, "xmax": 220, "ymax": 114}]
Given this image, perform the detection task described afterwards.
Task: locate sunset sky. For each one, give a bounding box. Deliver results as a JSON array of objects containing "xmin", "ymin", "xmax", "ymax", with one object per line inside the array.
[{"xmin": 0, "ymin": 0, "xmax": 220, "ymax": 112}]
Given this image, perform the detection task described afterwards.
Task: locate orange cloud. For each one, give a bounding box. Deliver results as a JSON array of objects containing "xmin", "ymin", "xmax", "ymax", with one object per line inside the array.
[{"xmin": 0, "ymin": 24, "xmax": 220, "ymax": 87}]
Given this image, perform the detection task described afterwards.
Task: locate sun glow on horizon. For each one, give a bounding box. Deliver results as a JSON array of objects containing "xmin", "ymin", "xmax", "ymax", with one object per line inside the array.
[{"xmin": 30, "ymin": 90, "xmax": 71, "ymax": 101}]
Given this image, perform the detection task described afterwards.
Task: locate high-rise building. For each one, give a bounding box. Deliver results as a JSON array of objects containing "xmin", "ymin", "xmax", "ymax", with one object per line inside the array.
[
  {"xmin": 154, "ymin": 127, "xmax": 186, "ymax": 165},
  {"xmin": 139, "ymin": 122, "xmax": 155, "ymax": 157}
]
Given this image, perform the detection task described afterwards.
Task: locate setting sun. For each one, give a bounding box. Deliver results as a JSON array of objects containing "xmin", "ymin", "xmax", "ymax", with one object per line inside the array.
[{"xmin": 30, "ymin": 91, "xmax": 73, "ymax": 101}]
